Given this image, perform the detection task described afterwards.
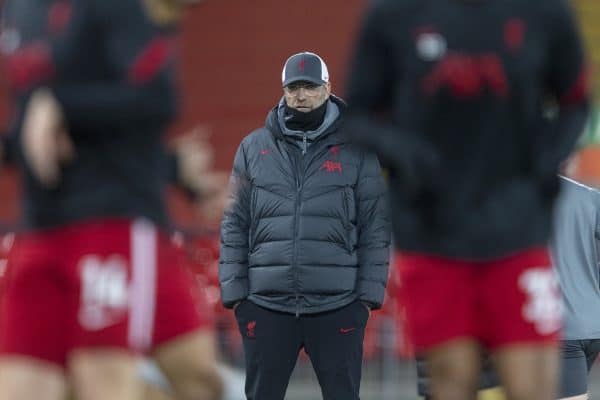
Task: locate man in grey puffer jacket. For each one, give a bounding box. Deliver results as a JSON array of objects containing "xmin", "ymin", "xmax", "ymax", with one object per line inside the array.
[{"xmin": 219, "ymin": 51, "xmax": 391, "ymax": 400}]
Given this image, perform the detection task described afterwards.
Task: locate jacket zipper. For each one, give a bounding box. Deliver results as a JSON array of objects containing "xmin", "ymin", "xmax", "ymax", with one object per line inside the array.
[
  {"xmin": 292, "ymin": 150, "xmax": 304, "ymax": 318},
  {"xmin": 290, "ymin": 141, "xmax": 336, "ymax": 316},
  {"xmin": 302, "ymin": 134, "xmax": 308, "ymax": 155}
]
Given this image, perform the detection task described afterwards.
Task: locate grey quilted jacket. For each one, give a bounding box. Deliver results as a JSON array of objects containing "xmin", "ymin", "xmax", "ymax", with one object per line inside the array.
[{"xmin": 219, "ymin": 96, "xmax": 391, "ymax": 315}]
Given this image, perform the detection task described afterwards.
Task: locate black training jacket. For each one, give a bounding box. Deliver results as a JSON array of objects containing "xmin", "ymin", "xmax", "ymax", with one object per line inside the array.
[
  {"xmin": 345, "ymin": 0, "xmax": 590, "ymax": 259},
  {"xmin": 1, "ymin": 0, "xmax": 177, "ymax": 229}
]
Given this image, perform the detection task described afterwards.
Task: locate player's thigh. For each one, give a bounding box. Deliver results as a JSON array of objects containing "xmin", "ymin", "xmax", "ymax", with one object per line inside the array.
[
  {"xmin": 152, "ymin": 329, "xmax": 222, "ymax": 400},
  {"xmin": 138, "ymin": 356, "xmax": 172, "ymax": 394},
  {"xmin": 68, "ymin": 349, "xmax": 140, "ymax": 400},
  {"xmin": 426, "ymin": 338, "xmax": 482, "ymax": 385},
  {"xmin": 143, "ymin": 384, "xmax": 175, "ymax": 400},
  {"xmin": 138, "ymin": 358, "xmax": 175, "ymax": 400},
  {"xmin": 493, "ymin": 343, "xmax": 558, "ymax": 400},
  {"xmin": 153, "ymin": 329, "xmax": 218, "ymax": 385},
  {"xmin": 0, "ymin": 356, "xmax": 67, "ymax": 400},
  {"xmin": 418, "ymin": 341, "xmax": 484, "ymax": 400}
]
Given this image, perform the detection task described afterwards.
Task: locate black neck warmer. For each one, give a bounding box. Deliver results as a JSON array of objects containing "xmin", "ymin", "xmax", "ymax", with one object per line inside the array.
[{"xmin": 284, "ymin": 100, "xmax": 328, "ymax": 132}]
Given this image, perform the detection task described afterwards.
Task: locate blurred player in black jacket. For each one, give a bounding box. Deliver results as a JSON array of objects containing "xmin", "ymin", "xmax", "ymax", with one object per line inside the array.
[
  {"xmin": 0, "ymin": 1, "xmax": 222, "ymax": 400},
  {"xmin": 346, "ymin": 1, "xmax": 590, "ymax": 399}
]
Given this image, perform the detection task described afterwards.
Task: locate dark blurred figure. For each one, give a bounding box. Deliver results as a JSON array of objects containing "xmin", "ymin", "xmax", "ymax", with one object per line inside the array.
[
  {"xmin": 0, "ymin": 1, "xmax": 222, "ymax": 400},
  {"xmin": 345, "ymin": 1, "xmax": 590, "ymax": 400}
]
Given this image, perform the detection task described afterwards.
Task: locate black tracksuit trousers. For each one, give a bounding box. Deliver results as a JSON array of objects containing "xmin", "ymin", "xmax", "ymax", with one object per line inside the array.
[{"xmin": 234, "ymin": 299, "xmax": 369, "ymax": 400}]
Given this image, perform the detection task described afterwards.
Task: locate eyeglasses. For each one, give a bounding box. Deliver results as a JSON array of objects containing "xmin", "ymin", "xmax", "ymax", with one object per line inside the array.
[{"xmin": 283, "ymin": 83, "xmax": 323, "ymax": 97}]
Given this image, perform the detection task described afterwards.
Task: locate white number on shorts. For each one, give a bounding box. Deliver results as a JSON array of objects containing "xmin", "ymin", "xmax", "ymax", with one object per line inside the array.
[
  {"xmin": 519, "ymin": 267, "xmax": 563, "ymax": 335},
  {"xmin": 78, "ymin": 255, "xmax": 130, "ymax": 331}
]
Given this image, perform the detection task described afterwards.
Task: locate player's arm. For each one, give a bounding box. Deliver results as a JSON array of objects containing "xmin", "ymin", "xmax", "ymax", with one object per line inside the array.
[
  {"xmin": 539, "ymin": 0, "xmax": 591, "ymax": 178},
  {"xmin": 219, "ymin": 142, "xmax": 251, "ymax": 309},
  {"xmin": 344, "ymin": 0, "xmax": 396, "ymax": 163},
  {"xmin": 345, "ymin": 1, "xmax": 395, "ymax": 119},
  {"xmin": 344, "ymin": 2, "xmax": 439, "ymax": 193},
  {"xmin": 51, "ymin": 0, "xmax": 177, "ymax": 134}
]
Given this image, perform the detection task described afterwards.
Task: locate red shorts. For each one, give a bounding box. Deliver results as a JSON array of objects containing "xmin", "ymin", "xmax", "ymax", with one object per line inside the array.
[
  {"xmin": 0, "ymin": 219, "xmax": 211, "ymax": 366},
  {"xmin": 396, "ymin": 247, "xmax": 561, "ymax": 353}
]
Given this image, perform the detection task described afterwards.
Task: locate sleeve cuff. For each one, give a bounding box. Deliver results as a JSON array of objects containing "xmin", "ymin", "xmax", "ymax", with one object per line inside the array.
[
  {"xmin": 221, "ymin": 278, "xmax": 249, "ymax": 308},
  {"xmin": 357, "ymin": 279, "xmax": 385, "ymax": 310}
]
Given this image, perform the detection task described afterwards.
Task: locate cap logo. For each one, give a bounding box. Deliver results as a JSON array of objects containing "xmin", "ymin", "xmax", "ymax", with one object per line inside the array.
[{"xmin": 281, "ymin": 52, "xmax": 329, "ymax": 85}]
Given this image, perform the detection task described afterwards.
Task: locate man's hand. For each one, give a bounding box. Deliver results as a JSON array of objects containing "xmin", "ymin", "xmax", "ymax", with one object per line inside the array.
[{"xmin": 22, "ymin": 88, "xmax": 75, "ymax": 187}]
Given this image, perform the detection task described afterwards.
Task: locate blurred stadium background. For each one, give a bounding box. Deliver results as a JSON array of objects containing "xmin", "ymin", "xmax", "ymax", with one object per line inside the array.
[{"xmin": 1, "ymin": 1, "xmax": 599, "ymax": 398}]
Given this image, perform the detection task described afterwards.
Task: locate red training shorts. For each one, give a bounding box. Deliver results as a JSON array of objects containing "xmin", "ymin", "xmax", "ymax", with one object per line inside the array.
[
  {"xmin": 0, "ymin": 218, "xmax": 211, "ymax": 366},
  {"xmin": 395, "ymin": 247, "xmax": 561, "ymax": 353}
]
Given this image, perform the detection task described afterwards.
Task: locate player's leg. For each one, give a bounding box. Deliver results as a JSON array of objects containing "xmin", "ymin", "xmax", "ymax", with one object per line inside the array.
[
  {"xmin": 139, "ymin": 356, "xmax": 246, "ymax": 400},
  {"xmin": 0, "ymin": 234, "xmax": 68, "ymax": 400},
  {"xmin": 0, "ymin": 357, "xmax": 67, "ymax": 400},
  {"xmin": 68, "ymin": 349, "xmax": 141, "ymax": 400},
  {"xmin": 482, "ymin": 248, "xmax": 561, "ymax": 400},
  {"xmin": 153, "ymin": 329, "xmax": 222, "ymax": 400},
  {"xmin": 427, "ymin": 338, "xmax": 482, "ymax": 400},
  {"xmin": 493, "ymin": 344, "xmax": 558, "ymax": 400},
  {"xmin": 417, "ymin": 353, "xmax": 504, "ymax": 400},
  {"xmin": 138, "ymin": 357, "xmax": 174, "ymax": 400},
  {"xmin": 396, "ymin": 252, "xmax": 480, "ymax": 400},
  {"xmin": 144, "ymin": 385, "xmax": 174, "ymax": 400}
]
